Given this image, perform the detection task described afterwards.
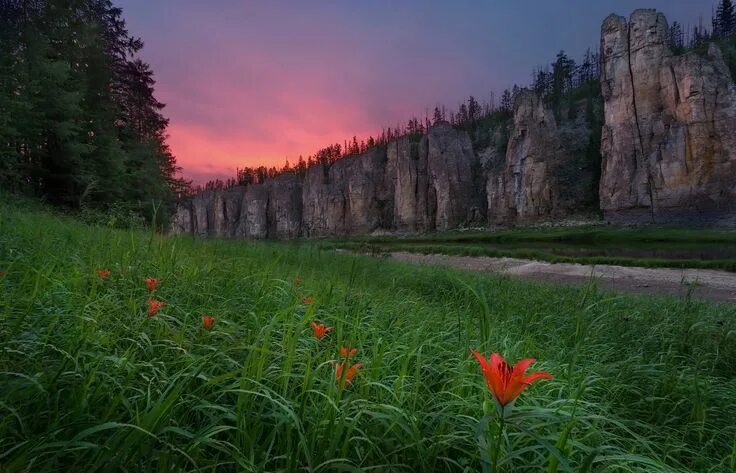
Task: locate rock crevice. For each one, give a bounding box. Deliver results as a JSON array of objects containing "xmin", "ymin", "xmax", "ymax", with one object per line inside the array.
[{"xmin": 599, "ymin": 9, "xmax": 736, "ymax": 224}]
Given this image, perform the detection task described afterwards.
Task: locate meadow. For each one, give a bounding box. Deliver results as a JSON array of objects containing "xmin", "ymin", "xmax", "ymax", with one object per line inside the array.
[{"xmin": 1, "ymin": 196, "xmax": 735, "ymax": 472}]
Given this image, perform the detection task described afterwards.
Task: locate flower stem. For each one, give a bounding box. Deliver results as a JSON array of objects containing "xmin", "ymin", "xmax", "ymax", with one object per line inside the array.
[{"xmin": 491, "ymin": 414, "xmax": 505, "ymax": 473}]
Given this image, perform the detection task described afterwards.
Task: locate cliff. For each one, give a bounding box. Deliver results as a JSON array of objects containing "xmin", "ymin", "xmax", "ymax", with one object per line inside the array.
[
  {"xmin": 486, "ymin": 90, "xmax": 597, "ymax": 225},
  {"xmin": 600, "ymin": 9, "xmax": 736, "ymax": 224},
  {"xmin": 172, "ymin": 122, "xmax": 501, "ymax": 237},
  {"xmin": 171, "ymin": 9, "xmax": 736, "ymax": 238}
]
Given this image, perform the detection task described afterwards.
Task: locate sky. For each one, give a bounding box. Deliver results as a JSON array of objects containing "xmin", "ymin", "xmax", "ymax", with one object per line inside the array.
[{"xmin": 116, "ymin": 0, "xmax": 717, "ymax": 183}]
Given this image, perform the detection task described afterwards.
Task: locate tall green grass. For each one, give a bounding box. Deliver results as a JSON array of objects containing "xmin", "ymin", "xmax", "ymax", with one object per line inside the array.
[{"xmin": 1, "ymin": 197, "xmax": 735, "ymax": 472}]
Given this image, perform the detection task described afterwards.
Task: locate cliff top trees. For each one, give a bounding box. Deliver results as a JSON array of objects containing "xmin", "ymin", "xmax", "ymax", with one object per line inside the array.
[
  {"xmin": 669, "ymin": 21, "xmax": 685, "ymax": 53},
  {"xmin": 715, "ymin": 0, "xmax": 734, "ymax": 37}
]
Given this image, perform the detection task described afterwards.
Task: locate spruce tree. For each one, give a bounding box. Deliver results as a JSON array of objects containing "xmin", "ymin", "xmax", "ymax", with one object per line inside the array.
[
  {"xmin": 716, "ymin": 0, "xmax": 735, "ymax": 37},
  {"xmin": 0, "ymin": 0, "xmax": 185, "ymax": 223}
]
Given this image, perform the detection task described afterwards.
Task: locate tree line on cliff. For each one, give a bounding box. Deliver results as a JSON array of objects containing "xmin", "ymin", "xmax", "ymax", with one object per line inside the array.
[
  {"xmin": 198, "ymin": 0, "xmax": 736, "ymax": 197},
  {"xmin": 197, "ymin": 47, "xmax": 604, "ymax": 195},
  {"xmin": 0, "ymin": 0, "xmax": 187, "ymax": 225}
]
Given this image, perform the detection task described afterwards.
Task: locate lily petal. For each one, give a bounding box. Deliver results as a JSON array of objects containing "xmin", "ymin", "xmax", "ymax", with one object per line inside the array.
[
  {"xmin": 521, "ymin": 372, "xmax": 553, "ymax": 385},
  {"xmin": 511, "ymin": 358, "xmax": 536, "ymax": 378},
  {"xmin": 471, "ymin": 350, "xmax": 489, "ymax": 372}
]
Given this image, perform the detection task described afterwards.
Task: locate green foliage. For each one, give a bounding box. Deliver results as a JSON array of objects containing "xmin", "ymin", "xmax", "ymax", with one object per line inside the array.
[
  {"xmin": 1, "ymin": 197, "xmax": 735, "ymax": 472},
  {"xmin": 75, "ymin": 203, "xmax": 148, "ymax": 230},
  {"xmin": 0, "ymin": 0, "xmax": 185, "ymax": 223},
  {"xmin": 718, "ymin": 35, "xmax": 736, "ymax": 81}
]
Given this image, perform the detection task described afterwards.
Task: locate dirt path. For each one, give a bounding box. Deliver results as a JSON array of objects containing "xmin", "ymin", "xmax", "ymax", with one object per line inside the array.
[{"xmin": 388, "ymin": 252, "xmax": 736, "ymax": 304}]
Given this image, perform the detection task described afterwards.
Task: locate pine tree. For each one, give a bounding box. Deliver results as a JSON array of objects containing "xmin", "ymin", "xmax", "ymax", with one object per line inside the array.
[
  {"xmin": 716, "ymin": 0, "xmax": 734, "ymax": 37},
  {"xmin": 500, "ymin": 89, "xmax": 512, "ymax": 113},
  {"xmin": 669, "ymin": 21, "xmax": 684, "ymax": 52},
  {"xmin": 550, "ymin": 51, "xmax": 575, "ymax": 117},
  {"xmin": 467, "ymin": 96, "xmax": 480, "ymax": 124},
  {"xmin": 432, "ymin": 107, "xmax": 442, "ymax": 124},
  {"xmin": 0, "ymin": 0, "xmax": 185, "ymax": 223},
  {"xmin": 457, "ymin": 103, "xmax": 469, "ymax": 125}
]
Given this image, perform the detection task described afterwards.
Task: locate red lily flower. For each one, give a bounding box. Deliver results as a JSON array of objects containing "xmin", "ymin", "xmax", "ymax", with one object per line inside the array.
[
  {"xmin": 471, "ymin": 351, "xmax": 552, "ymax": 407},
  {"xmin": 311, "ymin": 322, "xmax": 332, "ymax": 340},
  {"xmin": 145, "ymin": 278, "xmax": 160, "ymax": 292},
  {"xmin": 147, "ymin": 298, "xmax": 166, "ymax": 317},
  {"xmin": 202, "ymin": 315, "xmax": 215, "ymax": 330},
  {"xmin": 295, "ymin": 276, "xmax": 303, "ymax": 286},
  {"xmin": 97, "ymin": 269, "xmax": 110, "ymax": 279},
  {"xmin": 340, "ymin": 346, "xmax": 357, "ymax": 359},
  {"xmin": 336, "ymin": 361, "xmax": 362, "ymax": 388},
  {"xmin": 303, "ymin": 296, "xmax": 313, "ymax": 304}
]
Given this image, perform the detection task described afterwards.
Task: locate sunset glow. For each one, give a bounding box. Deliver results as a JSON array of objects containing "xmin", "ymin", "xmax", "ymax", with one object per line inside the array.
[{"xmin": 117, "ymin": 0, "xmax": 711, "ymax": 183}]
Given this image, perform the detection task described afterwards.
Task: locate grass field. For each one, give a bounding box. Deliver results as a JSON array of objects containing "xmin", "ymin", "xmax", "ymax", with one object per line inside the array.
[
  {"xmin": 324, "ymin": 227, "xmax": 736, "ymax": 272},
  {"xmin": 1, "ymin": 196, "xmax": 736, "ymax": 472}
]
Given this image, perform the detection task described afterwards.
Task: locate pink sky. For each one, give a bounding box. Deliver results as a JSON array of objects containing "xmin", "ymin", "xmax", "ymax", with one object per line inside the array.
[{"xmin": 117, "ymin": 0, "xmax": 713, "ymax": 184}]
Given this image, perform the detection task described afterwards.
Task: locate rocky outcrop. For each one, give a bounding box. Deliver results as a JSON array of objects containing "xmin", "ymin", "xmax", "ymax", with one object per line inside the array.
[
  {"xmin": 486, "ymin": 90, "xmax": 596, "ymax": 225},
  {"xmin": 268, "ymin": 173, "xmax": 302, "ymax": 239},
  {"xmin": 388, "ymin": 137, "xmax": 431, "ymax": 232},
  {"xmin": 302, "ymin": 148, "xmax": 393, "ymax": 237},
  {"xmin": 600, "ymin": 9, "xmax": 736, "ymax": 224},
  {"xmin": 170, "ymin": 9, "xmax": 736, "ymax": 238},
  {"xmin": 424, "ymin": 122, "xmax": 481, "ymax": 229},
  {"xmin": 173, "ymin": 174, "xmax": 301, "ymax": 239},
  {"xmin": 172, "ymin": 122, "xmax": 485, "ymax": 238},
  {"xmin": 385, "ymin": 124, "xmax": 483, "ymax": 232}
]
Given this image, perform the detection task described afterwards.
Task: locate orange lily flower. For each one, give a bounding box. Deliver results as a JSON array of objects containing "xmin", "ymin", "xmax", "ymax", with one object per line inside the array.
[
  {"xmin": 340, "ymin": 346, "xmax": 357, "ymax": 359},
  {"xmin": 311, "ymin": 322, "xmax": 332, "ymax": 340},
  {"xmin": 471, "ymin": 351, "xmax": 552, "ymax": 407},
  {"xmin": 97, "ymin": 269, "xmax": 110, "ymax": 279},
  {"xmin": 147, "ymin": 298, "xmax": 166, "ymax": 317},
  {"xmin": 303, "ymin": 296, "xmax": 313, "ymax": 304},
  {"xmin": 202, "ymin": 315, "xmax": 215, "ymax": 330},
  {"xmin": 336, "ymin": 361, "xmax": 362, "ymax": 388},
  {"xmin": 145, "ymin": 278, "xmax": 160, "ymax": 291}
]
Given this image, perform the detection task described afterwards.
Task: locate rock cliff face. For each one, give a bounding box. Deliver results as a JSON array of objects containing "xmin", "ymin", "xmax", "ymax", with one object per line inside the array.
[
  {"xmin": 486, "ymin": 90, "xmax": 596, "ymax": 225},
  {"xmin": 424, "ymin": 122, "xmax": 481, "ymax": 230},
  {"xmin": 600, "ymin": 9, "xmax": 736, "ymax": 224},
  {"xmin": 386, "ymin": 123, "xmax": 484, "ymax": 232},
  {"xmin": 387, "ymin": 137, "xmax": 429, "ymax": 232},
  {"xmin": 172, "ymin": 123, "xmax": 494, "ymax": 238},
  {"xmin": 171, "ymin": 9, "xmax": 736, "ymax": 238},
  {"xmin": 302, "ymin": 148, "xmax": 392, "ymax": 237}
]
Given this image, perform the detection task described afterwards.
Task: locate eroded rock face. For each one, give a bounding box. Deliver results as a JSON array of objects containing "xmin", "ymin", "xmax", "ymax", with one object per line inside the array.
[
  {"xmin": 486, "ymin": 90, "xmax": 595, "ymax": 225},
  {"xmin": 240, "ymin": 184, "xmax": 268, "ymax": 239},
  {"xmin": 600, "ymin": 9, "xmax": 736, "ymax": 223},
  {"xmin": 424, "ymin": 122, "xmax": 480, "ymax": 230},
  {"xmin": 385, "ymin": 124, "xmax": 482, "ymax": 232},
  {"xmin": 301, "ymin": 148, "xmax": 393, "ymax": 236},
  {"xmin": 171, "ymin": 202, "xmax": 193, "ymax": 235},
  {"xmin": 301, "ymin": 164, "xmax": 346, "ymax": 237},
  {"xmin": 268, "ymin": 173, "xmax": 302, "ymax": 239},
  {"xmin": 170, "ymin": 116, "xmax": 591, "ymax": 237},
  {"xmin": 387, "ymin": 137, "xmax": 430, "ymax": 232},
  {"xmin": 169, "ymin": 177, "xmax": 301, "ymax": 239}
]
